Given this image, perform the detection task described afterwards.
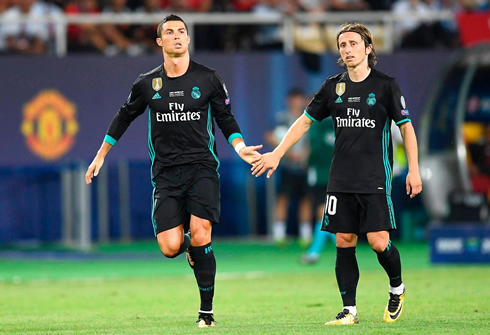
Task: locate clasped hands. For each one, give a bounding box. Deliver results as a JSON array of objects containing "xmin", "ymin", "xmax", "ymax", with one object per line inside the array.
[{"xmin": 239, "ymin": 145, "xmax": 281, "ymax": 179}]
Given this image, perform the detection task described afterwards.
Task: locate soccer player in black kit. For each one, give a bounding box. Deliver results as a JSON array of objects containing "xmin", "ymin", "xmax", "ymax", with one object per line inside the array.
[
  {"xmin": 252, "ymin": 22, "xmax": 422, "ymax": 325},
  {"xmin": 85, "ymin": 14, "xmax": 262, "ymax": 328}
]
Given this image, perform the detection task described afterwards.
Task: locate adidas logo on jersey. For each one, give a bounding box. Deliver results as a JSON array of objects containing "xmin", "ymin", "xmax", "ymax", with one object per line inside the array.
[
  {"xmin": 335, "ymin": 96, "xmax": 343, "ymax": 104},
  {"xmin": 152, "ymin": 93, "xmax": 161, "ymax": 100}
]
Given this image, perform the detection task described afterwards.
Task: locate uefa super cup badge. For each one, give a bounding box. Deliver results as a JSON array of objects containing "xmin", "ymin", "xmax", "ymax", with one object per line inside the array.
[
  {"xmin": 367, "ymin": 93, "xmax": 376, "ymax": 106},
  {"xmin": 191, "ymin": 86, "xmax": 201, "ymax": 99}
]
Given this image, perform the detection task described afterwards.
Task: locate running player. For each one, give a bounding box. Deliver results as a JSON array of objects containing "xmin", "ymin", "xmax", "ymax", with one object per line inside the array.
[
  {"xmin": 252, "ymin": 22, "xmax": 422, "ymax": 325},
  {"xmin": 85, "ymin": 14, "xmax": 262, "ymax": 328}
]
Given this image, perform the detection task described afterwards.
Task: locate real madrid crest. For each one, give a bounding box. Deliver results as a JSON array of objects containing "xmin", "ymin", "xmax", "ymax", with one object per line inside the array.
[
  {"xmin": 366, "ymin": 93, "xmax": 376, "ymax": 106},
  {"xmin": 191, "ymin": 86, "xmax": 201, "ymax": 99},
  {"xmin": 152, "ymin": 78, "xmax": 162, "ymax": 91},
  {"xmin": 336, "ymin": 83, "xmax": 346, "ymax": 96}
]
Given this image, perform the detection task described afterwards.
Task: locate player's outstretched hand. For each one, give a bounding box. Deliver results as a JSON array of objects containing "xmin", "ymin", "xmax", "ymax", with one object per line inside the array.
[
  {"xmin": 239, "ymin": 144, "xmax": 263, "ymax": 165},
  {"xmin": 85, "ymin": 155, "xmax": 105, "ymax": 185},
  {"xmin": 251, "ymin": 151, "xmax": 281, "ymax": 178},
  {"xmin": 406, "ymin": 171, "xmax": 422, "ymax": 199}
]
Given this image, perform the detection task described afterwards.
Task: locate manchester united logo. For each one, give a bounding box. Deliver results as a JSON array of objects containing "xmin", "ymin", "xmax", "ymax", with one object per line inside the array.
[{"xmin": 20, "ymin": 90, "xmax": 79, "ymax": 161}]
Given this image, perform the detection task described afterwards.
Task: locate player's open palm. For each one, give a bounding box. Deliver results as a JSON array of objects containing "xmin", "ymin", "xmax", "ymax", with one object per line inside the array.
[
  {"xmin": 85, "ymin": 156, "xmax": 104, "ymax": 185},
  {"xmin": 239, "ymin": 145, "xmax": 263, "ymax": 165},
  {"xmin": 251, "ymin": 152, "xmax": 281, "ymax": 178},
  {"xmin": 406, "ymin": 171, "xmax": 422, "ymax": 199}
]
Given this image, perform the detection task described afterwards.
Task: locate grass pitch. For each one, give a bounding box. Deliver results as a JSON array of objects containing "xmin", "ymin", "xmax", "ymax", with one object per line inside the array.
[{"xmin": 0, "ymin": 240, "xmax": 489, "ymax": 334}]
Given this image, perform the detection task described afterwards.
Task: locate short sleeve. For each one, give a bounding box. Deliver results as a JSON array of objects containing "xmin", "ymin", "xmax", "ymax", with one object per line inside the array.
[
  {"xmin": 305, "ymin": 79, "xmax": 331, "ymax": 123},
  {"xmin": 386, "ymin": 79, "xmax": 411, "ymax": 126}
]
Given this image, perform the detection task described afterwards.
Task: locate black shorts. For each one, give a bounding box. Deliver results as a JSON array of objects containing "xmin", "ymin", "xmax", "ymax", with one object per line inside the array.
[
  {"xmin": 321, "ymin": 192, "xmax": 396, "ymax": 235},
  {"xmin": 277, "ymin": 168, "xmax": 309, "ymax": 199},
  {"xmin": 151, "ymin": 164, "xmax": 220, "ymax": 235}
]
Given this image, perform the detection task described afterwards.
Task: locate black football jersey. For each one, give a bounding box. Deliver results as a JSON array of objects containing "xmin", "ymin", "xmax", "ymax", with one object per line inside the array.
[
  {"xmin": 305, "ymin": 69, "xmax": 411, "ymax": 195},
  {"xmin": 105, "ymin": 60, "xmax": 241, "ymax": 181}
]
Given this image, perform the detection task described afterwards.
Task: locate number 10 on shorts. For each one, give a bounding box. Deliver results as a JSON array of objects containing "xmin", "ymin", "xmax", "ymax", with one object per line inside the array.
[{"xmin": 324, "ymin": 195, "xmax": 337, "ymax": 216}]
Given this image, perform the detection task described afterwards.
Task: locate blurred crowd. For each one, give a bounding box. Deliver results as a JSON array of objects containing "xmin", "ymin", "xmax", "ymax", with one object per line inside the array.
[{"xmin": 0, "ymin": 0, "xmax": 488, "ymax": 55}]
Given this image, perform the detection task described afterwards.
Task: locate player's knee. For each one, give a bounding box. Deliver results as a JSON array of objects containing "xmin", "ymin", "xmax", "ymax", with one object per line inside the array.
[
  {"xmin": 369, "ymin": 240, "xmax": 388, "ymax": 253},
  {"xmin": 191, "ymin": 230, "xmax": 211, "ymax": 246},
  {"xmin": 336, "ymin": 233, "xmax": 357, "ymax": 247},
  {"xmin": 159, "ymin": 241, "xmax": 181, "ymax": 258}
]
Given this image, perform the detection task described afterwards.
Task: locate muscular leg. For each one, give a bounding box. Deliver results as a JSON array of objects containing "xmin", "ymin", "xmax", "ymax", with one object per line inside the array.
[
  {"xmin": 156, "ymin": 224, "xmax": 189, "ymax": 258},
  {"xmin": 188, "ymin": 215, "xmax": 215, "ymax": 313},
  {"xmin": 335, "ymin": 233, "xmax": 359, "ymax": 314},
  {"xmin": 367, "ymin": 231, "xmax": 403, "ymax": 290}
]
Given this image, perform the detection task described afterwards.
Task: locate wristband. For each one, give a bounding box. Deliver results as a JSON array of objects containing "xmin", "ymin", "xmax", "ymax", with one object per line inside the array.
[{"xmin": 234, "ymin": 142, "xmax": 246, "ymax": 155}]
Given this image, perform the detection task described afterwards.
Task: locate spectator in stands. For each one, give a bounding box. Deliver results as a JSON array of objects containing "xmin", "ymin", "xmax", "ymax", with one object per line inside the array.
[
  {"xmin": 0, "ymin": 0, "xmax": 55, "ymax": 54},
  {"xmin": 253, "ymin": 0, "xmax": 301, "ymax": 50},
  {"xmin": 329, "ymin": 0, "xmax": 370, "ymax": 11},
  {"xmin": 232, "ymin": 0, "xmax": 257, "ymax": 11},
  {"xmin": 298, "ymin": 0, "xmax": 329, "ymax": 11},
  {"xmin": 45, "ymin": 0, "xmax": 63, "ymax": 8},
  {"xmin": 392, "ymin": 0, "xmax": 454, "ymax": 49},
  {"xmin": 0, "ymin": 0, "xmax": 11, "ymax": 11},
  {"xmin": 134, "ymin": 0, "xmax": 164, "ymax": 53},
  {"xmin": 187, "ymin": 0, "xmax": 213, "ymax": 11},
  {"xmin": 66, "ymin": 0, "xmax": 111, "ymax": 53},
  {"xmin": 265, "ymin": 88, "xmax": 312, "ymax": 246},
  {"xmin": 215, "ymin": 0, "xmax": 257, "ymax": 51},
  {"xmin": 0, "ymin": 0, "xmax": 13, "ymax": 54},
  {"xmin": 101, "ymin": 0, "xmax": 145, "ymax": 56}
]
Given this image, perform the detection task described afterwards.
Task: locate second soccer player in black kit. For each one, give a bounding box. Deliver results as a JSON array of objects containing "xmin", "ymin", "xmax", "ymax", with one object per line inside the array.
[
  {"xmin": 253, "ymin": 22, "xmax": 422, "ymax": 325},
  {"xmin": 85, "ymin": 14, "xmax": 262, "ymax": 328}
]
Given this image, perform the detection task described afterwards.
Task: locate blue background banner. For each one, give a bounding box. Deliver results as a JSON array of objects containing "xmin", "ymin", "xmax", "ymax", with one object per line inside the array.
[{"xmin": 0, "ymin": 51, "xmax": 453, "ymax": 242}]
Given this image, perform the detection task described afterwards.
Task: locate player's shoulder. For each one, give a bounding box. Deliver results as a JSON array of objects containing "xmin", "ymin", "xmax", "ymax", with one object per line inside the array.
[
  {"xmin": 320, "ymin": 72, "xmax": 346, "ymax": 91},
  {"xmin": 327, "ymin": 72, "xmax": 347, "ymax": 83},
  {"xmin": 135, "ymin": 64, "xmax": 163, "ymax": 84},
  {"xmin": 371, "ymin": 69, "xmax": 397, "ymax": 83},
  {"xmin": 190, "ymin": 60, "xmax": 217, "ymax": 77}
]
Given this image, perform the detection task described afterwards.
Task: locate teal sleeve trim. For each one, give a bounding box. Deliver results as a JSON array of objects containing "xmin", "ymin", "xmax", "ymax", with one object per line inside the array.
[
  {"xmin": 304, "ymin": 110, "xmax": 319, "ymax": 123},
  {"xmin": 396, "ymin": 119, "xmax": 411, "ymax": 126},
  {"xmin": 104, "ymin": 134, "xmax": 117, "ymax": 146},
  {"xmin": 227, "ymin": 132, "xmax": 243, "ymax": 145}
]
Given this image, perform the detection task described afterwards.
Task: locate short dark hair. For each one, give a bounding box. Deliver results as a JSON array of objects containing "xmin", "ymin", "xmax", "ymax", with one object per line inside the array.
[
  {"xmin": 336, "ymin": 22, "xmax": 378, "ymax": 69},
  {"xmin": 157, "ymin": 14, "xmax": 188, "ymax": 38},
  {"xmin": 287, "ymin": 88, "xmax": 305, "ymax": 97}
]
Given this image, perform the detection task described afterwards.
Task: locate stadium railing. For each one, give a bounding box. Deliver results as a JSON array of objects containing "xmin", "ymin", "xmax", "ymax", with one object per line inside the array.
[{"xmin": 0, "ymin": 11, "xmax": 455, "ymax": 56}]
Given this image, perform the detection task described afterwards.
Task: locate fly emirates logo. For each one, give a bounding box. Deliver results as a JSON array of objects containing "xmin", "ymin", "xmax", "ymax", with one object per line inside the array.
[
  {"xmin": 336, "ymin": 108, "xmax": 375, "ymax": 128},
  {"xmin": 156, "ymin": 103, "xmax": 201, "ymax": 122}
]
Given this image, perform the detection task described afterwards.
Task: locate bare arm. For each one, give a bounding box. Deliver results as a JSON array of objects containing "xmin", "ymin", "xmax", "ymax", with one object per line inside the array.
[
  {"xmin": 85, "ymin": 141, "xmax": 113, "ymax": 184},
  {"xmin": 252, "ymin": 113, "xmax": 313, "ymax": 178},
  {"xmin": 399, "ymin": 122, "xmax": 422, "ymax": 198}
]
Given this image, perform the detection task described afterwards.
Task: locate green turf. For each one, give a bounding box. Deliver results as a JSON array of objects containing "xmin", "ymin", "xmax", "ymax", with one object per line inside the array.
[{"xmin": 0, "ymin": 241, "xmax": 489, "ymax": 334}]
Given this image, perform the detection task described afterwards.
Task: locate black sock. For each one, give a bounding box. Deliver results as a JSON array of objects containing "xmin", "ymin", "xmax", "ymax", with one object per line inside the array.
[
  {"xmin": 335, "ymin": 247, "xmax": 359, "ymax": 307},
  {"xmin": 165, "ymin": 233, "xmax": 190, "ymax": 258},
  {"xmin": 375, "ymin": 240, "xmax": 402, "ymax": 287},
  {"xmin": 189, "ymin": 242, "xmax": 216, "ymax": 313}
]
